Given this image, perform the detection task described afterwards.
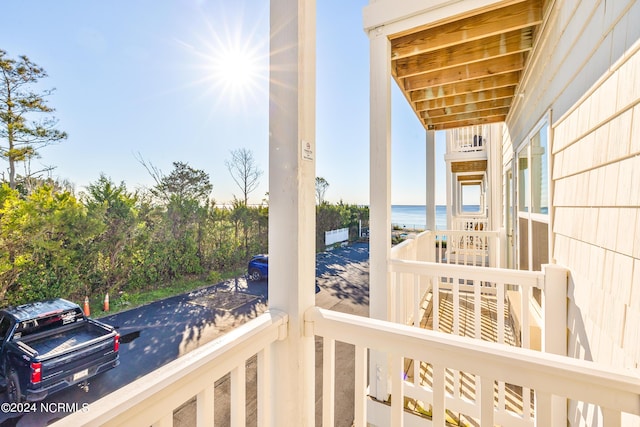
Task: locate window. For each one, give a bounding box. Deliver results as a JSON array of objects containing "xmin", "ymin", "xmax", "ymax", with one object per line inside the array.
[
  {"xmin": 517, "ymin": 118, "xmax": 550, "ymax": 272},
  {"xmin": 461, "ymin": 183, "xmax": 482, "ymax": 214},
  {"xmin": 531, "ymin": 125, "xmax": 548, "ymax": 214},
  {"xmin": 0, "ymin": 316, "xmax": 11, "ymax": 341}
]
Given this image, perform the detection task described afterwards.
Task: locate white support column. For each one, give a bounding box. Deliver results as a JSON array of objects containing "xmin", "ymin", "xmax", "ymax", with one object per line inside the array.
[
  {"xmin": 488, "ymin": 123, "xmax": 503, "ymax": 231},
  {"xmin": 268, "ymin": 1, "xmax": 316, "ymax": 426},
  {"xmin": 446, "ymin": 160, "xmax": 453, "ymax": 229},
  {"xmin": 543, "ymin": 264, "xmax": 568, "ymax": 426},
  {"xmin": 368, "ymin": 26, "xmax": 392, "ymax": 402},
  {"xmin": 426, "ymin": 130, "xmax": 436, "ymax": 231}
]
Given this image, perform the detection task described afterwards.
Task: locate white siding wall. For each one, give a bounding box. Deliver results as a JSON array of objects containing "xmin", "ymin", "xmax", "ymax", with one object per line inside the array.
[
  {"xmin": 552, "ymin": 41, "xmax": 640, "ymax": 426},
  {"xmin": 502, "ymin": 1, "xmax": 640, "ymax": 426}
]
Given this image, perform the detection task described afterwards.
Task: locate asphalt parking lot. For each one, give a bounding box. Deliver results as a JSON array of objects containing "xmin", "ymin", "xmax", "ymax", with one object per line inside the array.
[{"xmin": 0, "ymin": 243, "xmax": 369, "ymax": 427}]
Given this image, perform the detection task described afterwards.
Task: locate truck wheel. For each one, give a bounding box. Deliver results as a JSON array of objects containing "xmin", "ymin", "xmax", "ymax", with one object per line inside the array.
[
  {"xmin": 249, "ymin": 268, "xmax": 262, "ymax": 281},
  {"xmin": 6, "ymin": 371, "xmax": 21, "ymax": 403}
]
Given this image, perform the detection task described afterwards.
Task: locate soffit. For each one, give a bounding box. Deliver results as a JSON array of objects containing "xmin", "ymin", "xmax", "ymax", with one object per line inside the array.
[{"xmin": 389, "ymin": 0, "xmax": 545, "ymax": 131}]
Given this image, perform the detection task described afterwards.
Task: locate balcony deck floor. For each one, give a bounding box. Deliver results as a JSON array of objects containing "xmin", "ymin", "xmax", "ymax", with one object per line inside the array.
[{"xmin": 404, "ymin": 289, "xmax": 533, "ymax": 426}]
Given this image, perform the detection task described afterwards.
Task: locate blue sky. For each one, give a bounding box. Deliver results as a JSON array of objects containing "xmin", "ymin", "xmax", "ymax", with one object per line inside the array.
[{"xmin": 0, "ymin": 0, "xmax": 446, "ymax": 205}]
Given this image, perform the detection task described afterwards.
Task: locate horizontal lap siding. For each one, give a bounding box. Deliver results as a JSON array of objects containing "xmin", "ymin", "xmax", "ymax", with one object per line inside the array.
[
  {"xmin": 550, "ymin": 4, "xmax": 640, "ymax": 425},
  {"xmin": 503, "ymin": 1, "xmax": 640, "ymax": 425}
]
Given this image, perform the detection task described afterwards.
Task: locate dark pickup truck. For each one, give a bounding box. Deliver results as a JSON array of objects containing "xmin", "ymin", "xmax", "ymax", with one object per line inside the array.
[{"xmin": 0, "ymin": 298, "xmax": 119, "ymax": 403}]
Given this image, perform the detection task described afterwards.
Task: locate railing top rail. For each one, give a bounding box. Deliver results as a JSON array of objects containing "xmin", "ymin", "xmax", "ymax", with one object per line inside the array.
[
  {"xmin": 390, "ymin": 235, "xmax": 417, "ymax": 252},
  {"xmin": 428, "ymin": 229, "xmax": 500, "ymax": 237},
  {"xmin": 306, "ymin": 307, "xmax": 640, "ymax": 416},
  {"xmin": 418, "ymin": 230, "xmax": 500, "ymax": 239},
  {"xmin": 389, "ymin": 258, "xmax": 543, "ymax": 288},
  {"xmin": 54, "ymin": 310, "xmax": 288, "ymax": 427}
]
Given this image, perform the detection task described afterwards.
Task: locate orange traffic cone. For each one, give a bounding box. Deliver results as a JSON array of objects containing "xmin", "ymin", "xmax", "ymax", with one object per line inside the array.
[
  {"xmin": 103, "ymin": 293, "xmax": 110, "ymax": 312},
  {"xmin": 83, "ymin": 296, "xmax": 90, "ymax": 317}
]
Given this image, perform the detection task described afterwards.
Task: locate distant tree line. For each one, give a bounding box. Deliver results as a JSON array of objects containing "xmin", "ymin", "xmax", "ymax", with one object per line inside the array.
[
  {"xmin": 0, "ymin": 162, "xmax": 270, "ymax": 306},
  {"xmin": 0, "ymin": 168, "xmax": 368, "ymax": 306},
  {"xmin": 0, "ymin": 50, "xmax": 369, "ymax": 306}
]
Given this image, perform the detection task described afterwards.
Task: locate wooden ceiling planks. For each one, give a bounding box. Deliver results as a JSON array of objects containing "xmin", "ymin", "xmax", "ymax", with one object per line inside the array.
[{"xmin": 391, "ymin": 0, "xmax": 544, "ymax": 131}]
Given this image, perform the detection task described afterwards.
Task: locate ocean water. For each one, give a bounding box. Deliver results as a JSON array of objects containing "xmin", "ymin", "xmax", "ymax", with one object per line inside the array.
[{"xmin": 391, "ymin": 205, "xmax": 480, "ymax": 230}]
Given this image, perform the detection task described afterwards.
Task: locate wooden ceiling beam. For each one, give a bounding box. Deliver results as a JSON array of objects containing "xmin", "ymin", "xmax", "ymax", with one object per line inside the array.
[
  {"xmin": 414, "ymin": 86, "xmax": 516, "ymax": 111},
  {"xmin": 423, "ymin": 97, "xmax": 513, "ymax": 118},
  {"xmin": 424, "ymin": 115, "xmax": 506, "ymax": 131},
  {"xmin": 426, "ymin": 107, "xmax": 510, "ymax": 125},
  {"xmin": 403, "ymin": 52, "xmax": 525, "ymax": 91},
  {"xmin": 409, "ymin": 72, "xmax": 520, "ymax": 102},
  {"xmin": 451, "ymin": 160, "xmax": 488, "ymax": 173},
  {"xmin": 390, "ymin": 0, "xmax": 543, "ymax": 60},
  {"xmin": 458, "ymin": 174, "xmax": 485, "ymax": 181},
  {"xmin": 394, "ymin": 28, "xmax": 534, "ymax": 78}
]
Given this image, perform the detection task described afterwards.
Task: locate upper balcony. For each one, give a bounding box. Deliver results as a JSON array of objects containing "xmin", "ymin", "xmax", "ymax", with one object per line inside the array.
[{"xmin": 446, "ymin": 125, "xmax": 490, "ymax": 158}]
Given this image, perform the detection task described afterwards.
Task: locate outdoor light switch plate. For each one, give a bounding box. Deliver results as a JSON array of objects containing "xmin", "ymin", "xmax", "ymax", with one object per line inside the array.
[{"xmin": 302, "ymin": 139, "xmax": 314, "ymax": 161}]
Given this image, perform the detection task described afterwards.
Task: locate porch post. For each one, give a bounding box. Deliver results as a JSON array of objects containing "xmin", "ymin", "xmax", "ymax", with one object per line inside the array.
[
  {"xmin": 543, "ymin": 264, "xmax": 568, "ymax": 426},
  {"xmin": 445, "ymin": 159, "xmax": 453, "ymax": 229},
  {"xmin": 368, "ymin": 25, "xmax": 392, "ymax": 402},
  {"xmin": 426, "ymin": 130, "xmax": 436, "ymax": 231},
  {"xmin": 268, "ymin": 1, "xmax": 316, "ymax": 426}
]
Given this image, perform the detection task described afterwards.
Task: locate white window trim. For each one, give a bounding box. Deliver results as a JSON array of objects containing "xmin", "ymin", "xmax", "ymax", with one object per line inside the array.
[{"xmin": 516, "ymin": 112, "xmax": 551, "ymax": 270}]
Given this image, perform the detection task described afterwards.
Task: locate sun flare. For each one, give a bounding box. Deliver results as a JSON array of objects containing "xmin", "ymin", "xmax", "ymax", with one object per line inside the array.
[
  {"xmin": 179, "ymin": 6, "xmax": 269, "ymax": 111},
  {"xmin": 211, "ymin": 44, "xmax": 262, "ymax": 94}
]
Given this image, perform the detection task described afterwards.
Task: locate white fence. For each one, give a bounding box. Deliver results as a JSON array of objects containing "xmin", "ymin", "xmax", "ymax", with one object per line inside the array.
[{"xmin": 325, "ymin": 227, "xmax": 349, "ymax": 246}]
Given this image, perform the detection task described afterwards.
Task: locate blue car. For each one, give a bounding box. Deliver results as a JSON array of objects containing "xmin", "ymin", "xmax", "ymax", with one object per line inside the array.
[{"xmin": 247, "ymin": 255, "xmax": 268, "ymax": 281}]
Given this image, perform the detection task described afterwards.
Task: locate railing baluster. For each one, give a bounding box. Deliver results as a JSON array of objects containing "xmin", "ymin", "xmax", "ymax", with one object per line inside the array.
[
  {"xmin": 433, "ymin": 275, "xmax": 440, "ymax": 332},
  {"xmin": 390, "ymin": 272, "xmax": 397, "ymax": 323},
  {"xmin": 354, "ymin": 345, "xmax": 367, "ymax": 427},
  {"xmin": 196, "ymin": 385, "xmax": 215, "ymax": 426},
  {"xmin": 522, "ymin": 285, "xmax": 531, "ymax": 348},
  {"xmin": 480, "ymin": 377, "xmax": 495, "ymax": 426},
  {"xmin": 432, "ymin": 363, "xmax": 445, "ymax": 426},
  {"xmin": 603, "ymin": 407, "xmax": 622, "ymax": 427},
  {"xmin": 257, "ymin": 347, "xmax": 271, "ymax": 427},
  {"xmin": 414, "ymin": 275, "xmax": 420, "ymax": 328},
  {"xmin": 453, "ymin": 276, "xmax": 460, "ymax": 336},
  {"xmin": 230, "ymin": 363, "xmax": 246, "ymax": 427},
  {"xmin": 322, "ymin": 338, "xmax": 336, "ymax": 427},
  {"xmin": 398, "ymin": 273, "xmax": 404, "ymax": 323},
  {"xmin": 497, "ymin": 282, "xmax": 505, "ymax": 344},
  {"xmin": 498, "ymin": 379, "xmax": 506, "ymax": 420},
  {"xmin": 474, "ymin": 279, "xmax": 481, "ymax": 339},
  {"xmin": 391, "ymin": 354, "xmax": 404, "ymax": 426},
  {"xmin": 523, "ymin": 386, "xmax": 532, "ymax": 421},
  {"xmin": 535, "ymin": 390, "xmax": 552, "ymax": 427}
]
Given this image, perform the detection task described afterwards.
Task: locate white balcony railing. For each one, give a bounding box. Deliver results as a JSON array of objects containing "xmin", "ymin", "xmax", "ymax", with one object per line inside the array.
[
  {"xmin": 308, "ymin": 306, "xmax": 640, "ymax": 427},
  {"xmin": 391, "ymin": 229, "xmax": 500, "ymax": 267},
  {"xmin": 446, "ymin": 124, "xmax": 490, "ymax": 154},
  {"xmin": 52, "ymin": 304, "xmax": 640, "ymax": 427},
  {"xmin": 388, "ymin": 229, "xmax": 567, "ymax": 423},
  {"xmin": 388, "ymin": 259, "xmax": 546, "ymax": 349},
  {"xmin": 54, "ymin": 310, "xmax": 288, "ymax": 427},
  {"xmin": 452, "ymin": 215, "xmax": 489, "ymax": 232}
]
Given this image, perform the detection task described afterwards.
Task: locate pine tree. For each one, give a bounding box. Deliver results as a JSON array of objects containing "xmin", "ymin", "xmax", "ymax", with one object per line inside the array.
[{"xmin": 0, "ymin": 50, "xmax": 67, "ymax": 190}]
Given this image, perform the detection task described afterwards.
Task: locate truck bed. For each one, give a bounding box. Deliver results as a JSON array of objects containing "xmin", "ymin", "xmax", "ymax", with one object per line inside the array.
[{"xmin": 20, "ymin": 322, "xmax": 109, "ymax": 358}]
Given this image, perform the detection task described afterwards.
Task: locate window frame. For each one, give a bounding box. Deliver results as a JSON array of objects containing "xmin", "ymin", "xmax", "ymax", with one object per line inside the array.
[{"xmin": 516, "ymin": 113, "xmax": 550, "ymax": 271}]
